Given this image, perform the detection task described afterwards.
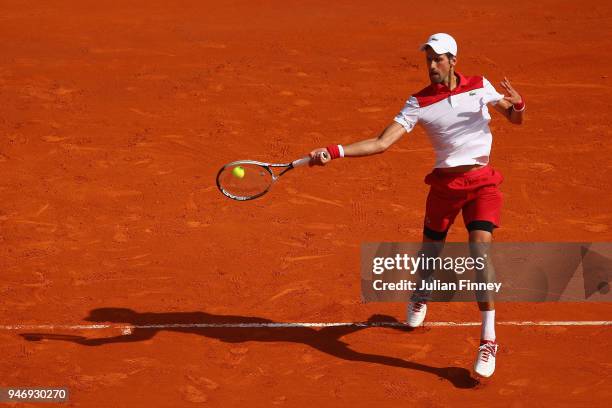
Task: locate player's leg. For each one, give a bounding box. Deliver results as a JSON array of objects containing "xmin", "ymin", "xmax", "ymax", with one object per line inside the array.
[
  {"xmin": 467, "ymin": 225, "xmax": 499, "ymax": 377},
  {"xmin": 406, "ymin": 233, "xmax": 446, "ymax": 327},
  {"xmin": 468, "ymin": 225, "xmax": 496, "ymax": 335},
  {"xmin": 407, "ymin": 173, "xmax": 464, "ymax": 327},
  {"xmin": 462, "ymin": 171, "xmax": 503, "ymax": 377}
]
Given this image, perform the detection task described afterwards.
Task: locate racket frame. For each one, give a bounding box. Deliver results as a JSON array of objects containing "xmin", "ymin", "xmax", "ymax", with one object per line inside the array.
[{"xmin": 216, "ymin": 156, "xmax": 312, "ymax": 201}]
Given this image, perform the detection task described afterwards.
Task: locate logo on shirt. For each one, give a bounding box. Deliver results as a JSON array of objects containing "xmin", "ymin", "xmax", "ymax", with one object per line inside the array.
[{"xmin": 469, "ymin": 91, "xmax": 477, "ymax": 96}]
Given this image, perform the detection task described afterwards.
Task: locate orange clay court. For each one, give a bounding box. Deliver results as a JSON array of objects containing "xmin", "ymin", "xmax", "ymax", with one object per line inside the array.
[{"xmin": 1, "ymin": 0, "xmax": 611, "ymax": 406}]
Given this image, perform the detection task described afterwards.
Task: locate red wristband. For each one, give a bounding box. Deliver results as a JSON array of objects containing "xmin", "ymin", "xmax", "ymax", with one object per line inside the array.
[
  {"xmin": 513, "ymin": 98, "xmax": 525, "ymax": 112},
  {"xmin": 326, "ymin": 144, "xmax": 342, "ymax": 160}
]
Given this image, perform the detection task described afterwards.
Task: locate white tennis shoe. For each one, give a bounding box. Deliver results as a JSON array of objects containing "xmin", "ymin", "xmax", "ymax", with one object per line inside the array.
[
  {"xmin": 474, "ymin": 340, "xmax": 498, "ymax": 378},
  {"xmin": 406, "ymin": 302, "xmax": 427, "ymax": 327}
]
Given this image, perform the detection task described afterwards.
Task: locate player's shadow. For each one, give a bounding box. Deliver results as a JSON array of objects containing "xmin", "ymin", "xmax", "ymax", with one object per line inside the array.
[{"xmin": 20, "ymin": 308, "xmax": 478, "ymax": 389}]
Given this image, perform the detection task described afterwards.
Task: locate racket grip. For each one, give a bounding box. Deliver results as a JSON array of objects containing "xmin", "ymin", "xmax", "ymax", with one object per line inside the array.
[
  {"xmin": 292, "ymin": 152, "xmax": 329, "ymax": 168},
  {"xmin": 292, "ymin": 157, "xmax": 312, "ymax": 168}
]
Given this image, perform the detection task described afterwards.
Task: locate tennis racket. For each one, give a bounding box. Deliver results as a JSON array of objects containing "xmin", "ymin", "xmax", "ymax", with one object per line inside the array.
[{"xmin": 216, "ymin": 152, "xmax": 328, "ymax": 201}]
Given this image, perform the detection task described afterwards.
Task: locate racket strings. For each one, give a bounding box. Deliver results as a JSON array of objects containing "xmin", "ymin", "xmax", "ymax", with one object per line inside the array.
[{"xmin": 217, "ymin": 163, "xmax": 273, "ymax": 200}]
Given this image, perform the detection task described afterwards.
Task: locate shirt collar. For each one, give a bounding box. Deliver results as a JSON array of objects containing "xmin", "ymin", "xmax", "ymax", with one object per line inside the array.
[{"xmin": 430, "ymin": 71, "xmax": 466, "ymax": 94}]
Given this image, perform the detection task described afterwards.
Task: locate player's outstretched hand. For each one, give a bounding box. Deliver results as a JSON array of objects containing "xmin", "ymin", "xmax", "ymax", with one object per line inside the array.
[
  {"xmin": 500, "ymin": 77, "xmax": 522, "ymax": 104},
  {"xmin": 309, "ymin": 148, "xmax": 331, "ymax": 166}
]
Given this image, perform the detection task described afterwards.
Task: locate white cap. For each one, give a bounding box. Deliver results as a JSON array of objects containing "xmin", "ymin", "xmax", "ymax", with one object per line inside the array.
[{"xmin": 419, "ymin": 33, "xmax": 458, "ymax": 56}]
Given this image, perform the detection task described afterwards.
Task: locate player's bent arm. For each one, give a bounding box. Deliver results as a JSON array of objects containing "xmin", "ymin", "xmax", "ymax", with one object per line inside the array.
[
  {"xmin": 343, "ymin": 122, "xmax": 407, "ymax": 156},
  {"xmin": 493, "ymin": 99, "xmax": 524, "ymax": 125}
]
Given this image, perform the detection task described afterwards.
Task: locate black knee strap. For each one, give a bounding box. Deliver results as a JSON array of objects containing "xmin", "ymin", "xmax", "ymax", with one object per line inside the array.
[
  {"xmin": 423, "ymin": 226, "xmax": 448, "ymax": 241},
  {"xmin": 467, "ymin": 220, "xmax": 495, "ymax": 233}
]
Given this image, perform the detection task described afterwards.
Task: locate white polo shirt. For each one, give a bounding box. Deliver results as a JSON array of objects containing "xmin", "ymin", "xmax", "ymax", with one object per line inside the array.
[{"xmin": 394, "ymin": 72, "xmax": 504, "ymax": 168}]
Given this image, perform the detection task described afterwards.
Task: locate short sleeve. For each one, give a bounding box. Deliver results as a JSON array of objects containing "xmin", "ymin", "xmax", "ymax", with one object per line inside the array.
[
  {"xmin": 393, "ymin": 96, "xmax": 419, "ymax": 133},
  {"xmin": 482, "ymin": 77, "xmax": 505, "ymax": 105}
]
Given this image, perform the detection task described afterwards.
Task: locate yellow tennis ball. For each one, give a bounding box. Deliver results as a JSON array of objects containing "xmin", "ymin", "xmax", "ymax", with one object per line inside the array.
[{"xmin": 232, "ymin": 166, "xmax": 245, "ymax": 179}]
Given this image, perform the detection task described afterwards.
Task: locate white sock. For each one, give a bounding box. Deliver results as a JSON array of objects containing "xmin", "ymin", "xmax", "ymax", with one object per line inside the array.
[{"xmin": 481, "ymin": 310, "xmax": 496, "ymax": 341}]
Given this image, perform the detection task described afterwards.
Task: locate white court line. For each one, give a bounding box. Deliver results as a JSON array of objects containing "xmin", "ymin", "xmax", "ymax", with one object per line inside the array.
[{"xmin": 0, "ymin": 321, "xmax": 611, "ymax": 331}]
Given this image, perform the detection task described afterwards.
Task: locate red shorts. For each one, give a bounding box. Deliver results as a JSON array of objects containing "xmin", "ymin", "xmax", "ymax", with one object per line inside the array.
[{"xmin": 423, "ymin": 165, "xmax": 504, "ymax": 233}]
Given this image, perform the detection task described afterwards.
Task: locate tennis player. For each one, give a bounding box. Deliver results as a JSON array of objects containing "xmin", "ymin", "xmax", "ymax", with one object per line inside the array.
[{"xmin": 309, "ymin": 33, "xmax": 525, "ymax": 378}]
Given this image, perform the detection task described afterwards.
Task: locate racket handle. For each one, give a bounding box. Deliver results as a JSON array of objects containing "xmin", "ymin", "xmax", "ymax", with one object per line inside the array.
[
  {"xmin": 292, "ymin": 152, "xmax": 329, "ymax": 168},
  {"xmin": 292, "ymin": 157, "xmax": 312, "ymax": 168}
]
